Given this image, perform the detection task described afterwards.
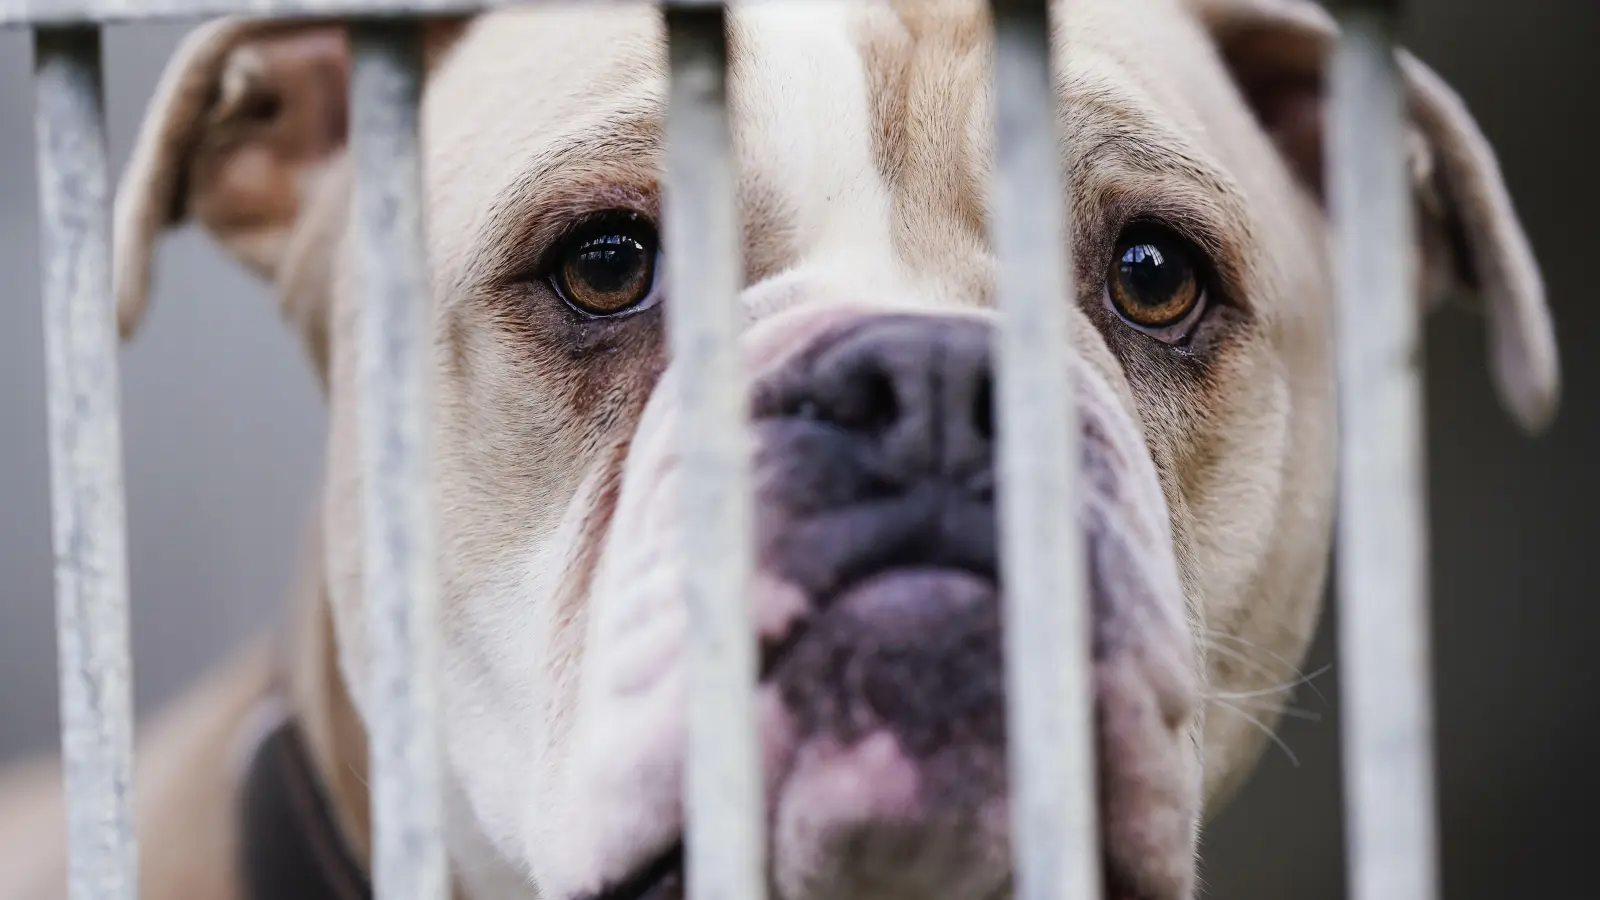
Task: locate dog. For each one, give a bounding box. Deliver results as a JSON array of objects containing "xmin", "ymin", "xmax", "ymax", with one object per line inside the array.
[{"xmin": 0, "ymin": 0, "xmax": 1559, "ymax": 897}]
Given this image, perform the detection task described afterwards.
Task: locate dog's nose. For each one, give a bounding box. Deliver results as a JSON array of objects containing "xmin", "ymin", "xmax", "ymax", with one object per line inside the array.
[
  {"xmin": 764, "ymin": 316, "xmax": 994, "ymax": 479},
  {"xmin": 751, "ymin": 316, "xmax": 999, "ymax": 604}
]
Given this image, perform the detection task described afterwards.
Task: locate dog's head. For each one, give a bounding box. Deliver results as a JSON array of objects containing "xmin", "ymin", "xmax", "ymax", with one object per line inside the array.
[{"xmin": 115, "ymin": 1, "xmax": 1557, "ymax": 898}]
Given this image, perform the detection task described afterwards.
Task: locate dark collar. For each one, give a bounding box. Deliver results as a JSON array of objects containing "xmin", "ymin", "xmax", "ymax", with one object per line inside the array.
[{"xmin": 239, "ymin": 717, "xmax": 372, "ymax": 900}]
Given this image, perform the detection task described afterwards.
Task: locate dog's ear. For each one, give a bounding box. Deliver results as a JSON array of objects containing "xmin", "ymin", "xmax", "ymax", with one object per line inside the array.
[
  {"xmin": 1197, "ymin": 0, "xmax": 1560, "ymax": 433},
  {"xmin": 115, "ymin": 20, "xmax": 349, "ymax": 339},
  {"xmin": 114, "ymin": 18, "xmax": 350, "ymax": 389},
  {"xmin": 114, "ymin": 16, "xmax": 471, "ymax": 383}
]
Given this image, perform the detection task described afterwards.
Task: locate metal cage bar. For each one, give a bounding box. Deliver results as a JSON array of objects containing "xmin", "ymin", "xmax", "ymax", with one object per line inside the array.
[
  {"xmin": 990, "ymin": 2, "xmax": 1100, "ymax": 900},
  {"xmin": 1329, "ymin": 7, "xmax": 1440, "ymax": 900},
  {"xmin": 33, "ymin": 24, "xmax": 139, "ymax": 900},
  {"xmin": 662, "ymin": 7, "xmax": 767, "ymax": 900},
  {"xmin": 349, "ymin": 20, "xmax": 448, "ymax": 900},
  {"xmin": 0, "ymin": 0, "xmax": 481, "ymax": 28}
]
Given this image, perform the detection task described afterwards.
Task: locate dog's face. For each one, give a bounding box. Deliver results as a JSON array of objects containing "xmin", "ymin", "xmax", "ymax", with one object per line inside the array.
[{"xmin": 115, "ymin": 1, "xmax": 1557, "ymax": 898}]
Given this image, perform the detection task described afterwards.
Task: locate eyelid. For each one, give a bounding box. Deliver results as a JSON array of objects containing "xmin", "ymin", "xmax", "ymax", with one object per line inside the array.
[
  {"xmin": 527, "ymin": 212, "xmax": 653, "ymax": 287},
  {"xmin": 553, "ymin": 210, "xmax": 651, "ymax": 254},
  {"xmin": 1097, "ymin": 200, "xmax": 1244, "ymax": 308},
  {"xmin": 576, "ymin": 231, "xmax": 646, "ymax": 253},
  {"xmin": 495, "ymin": 194, "xmax": 659, "ymax": 287}
]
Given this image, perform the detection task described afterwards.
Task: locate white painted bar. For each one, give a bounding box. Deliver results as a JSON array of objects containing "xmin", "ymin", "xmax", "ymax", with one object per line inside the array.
[
  {"xmin": 0, "ymin": 0, "xmax": 795, "ymax": 29},
  {"xmin": 34, "ymin": 24, "xmax": 140, "ymax": 900},
  {"xmin": 0, "ymin": 0, "xmax": 481, "ymax": 28},
  {"xmin": 349, "ymin": 21, "xmax": 448, "ymax": 900},
  {"xmin": 1330, "ymin": 10, "xmax": 1441, "ymax": 900},
  {"xmin": 662, "ymin": 6, "xmax": 765, "ymax": 900},
  {"xmin": 990, "ymin": 2, "xmax": 1100, "ymax": 900}
]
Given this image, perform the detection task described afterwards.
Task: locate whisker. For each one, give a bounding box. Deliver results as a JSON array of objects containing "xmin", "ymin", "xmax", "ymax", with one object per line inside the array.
[
  {"xmin": 1202, "ymin": 629, "xmax": 1333, "ymax": 706},
  {"xmin": 1266, "ymin": 706, "xmax": 1322, "ymax": 723},
  {"xmin": 1209, "ymin": 663, "xmax": 1334, "ymax": 701},
  {"xmin": 1210, "ymin": 700, "xmax": 1301, "ymax": 767},
  {"xmin": 1206, "ymin": 696, "xmax": 1324, "ymax": 723}
]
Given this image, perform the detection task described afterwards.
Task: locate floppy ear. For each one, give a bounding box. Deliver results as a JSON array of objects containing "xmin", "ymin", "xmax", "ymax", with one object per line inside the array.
[
  {"xmin": 1196, "ymin": 0, "xmax": 1560, "ymax": 434},
  {"xmin": 114, "ymin": 18, "xmax": 350, "ymax": 381},
  {"xmin": 114, "ymin": 16, "xmax": 470, "ymax": 385}
]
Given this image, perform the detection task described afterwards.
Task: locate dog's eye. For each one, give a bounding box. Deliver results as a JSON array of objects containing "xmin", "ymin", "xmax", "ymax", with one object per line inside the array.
[
  {"xmin": 1105, "ymin": 227, "xmax": 1207, "ymax": 340},
  {"xmin": 551, "ymin": 216, "xmax": 661, "ymax": 317}
]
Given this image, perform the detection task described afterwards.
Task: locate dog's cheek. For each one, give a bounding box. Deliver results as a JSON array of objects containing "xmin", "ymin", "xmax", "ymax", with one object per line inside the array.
[{"xmin": 525, "ymin": 386, "xmax": 690, "ymax": 896}]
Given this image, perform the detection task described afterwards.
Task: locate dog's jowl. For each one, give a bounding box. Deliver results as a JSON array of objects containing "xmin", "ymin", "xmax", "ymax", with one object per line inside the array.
[{"xmin": 0, "ymin": 1, "xmax": 1558, "ymax": 899}]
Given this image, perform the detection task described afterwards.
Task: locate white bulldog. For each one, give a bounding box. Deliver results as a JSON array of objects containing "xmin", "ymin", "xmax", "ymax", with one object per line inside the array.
[{"xmin": 0, "ymin": 1, "xmax": 1558, "ymax": 899}]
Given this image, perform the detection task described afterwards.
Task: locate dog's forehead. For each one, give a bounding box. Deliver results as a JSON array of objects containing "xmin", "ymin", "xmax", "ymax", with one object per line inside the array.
[{"xmin": 421, "ymin": 0, "xmax": 1243, "ymax": 304}]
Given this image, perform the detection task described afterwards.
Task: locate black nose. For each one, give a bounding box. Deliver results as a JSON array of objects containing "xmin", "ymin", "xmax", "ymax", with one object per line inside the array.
[
  {"xmin": 751, "ymin": 316, "xmax": 999, "ymax": 605},
  {"xmin": 758, "ymin": 316, "xmax": 995, "ymax": 480}
]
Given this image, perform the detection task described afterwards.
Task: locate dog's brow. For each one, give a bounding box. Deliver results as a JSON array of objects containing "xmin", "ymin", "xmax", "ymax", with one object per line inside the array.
[
  {"xmin": 473, "ymin": 100, "xmax": 665, "ymax": 285},
  {"xmin": 1062, "ymin": 94, "xmax": 1256, "ymax": 293},
  {"xmin": 1071, "ymin": 131, "xmax": 1243, "ymax": 210}
]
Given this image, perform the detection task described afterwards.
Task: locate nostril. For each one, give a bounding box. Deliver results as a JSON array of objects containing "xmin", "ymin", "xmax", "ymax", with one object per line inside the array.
[
  {"xmin": 857, "ymin": 366, "xmax": 900, "ymax": 433},
  {"xmin": 819, "ymin": 363, "xmax": 900, "ymax": 434},
  {"xmin": 971, "ymin": 371, "xmax": 994, "ymax": 443},
  {"xmin": 766, "ymin": 317, "xmax": 999, "ymax": 477}
]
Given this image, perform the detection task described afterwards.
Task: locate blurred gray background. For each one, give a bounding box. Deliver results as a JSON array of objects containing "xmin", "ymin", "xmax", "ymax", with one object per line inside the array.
[{"xmin": 0, "ymin": 2, "xmax": 1594, "ymax": 898}]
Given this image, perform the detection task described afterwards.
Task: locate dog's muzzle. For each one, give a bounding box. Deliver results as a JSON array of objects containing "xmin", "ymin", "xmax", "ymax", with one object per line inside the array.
[{"xmin": 592, "ymin": 314, "xmax": 1200, "ymax": 900}]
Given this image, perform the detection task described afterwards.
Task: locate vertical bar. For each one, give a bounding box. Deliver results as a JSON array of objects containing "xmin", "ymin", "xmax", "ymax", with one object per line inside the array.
[
  {"xmin": 990, "ymin": 3, "xmax": 1100, "ymax": 900},
  {"xmin": 349, "ymin": 21, "xmax": 447, "ymax": 900},
  {"xmin": 34, "ymin": 25, "xmax": 139, "ymax": 900},
  {"xmin": 662, "ymin": 6, "xmax": 764, "ymax": 900},
  {"xmin": 1329, "ymin": 8, "xmax": 1440, "ymax": 900}
]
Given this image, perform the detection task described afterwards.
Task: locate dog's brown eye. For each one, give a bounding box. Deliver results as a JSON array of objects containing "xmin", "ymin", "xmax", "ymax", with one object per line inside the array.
[
  {"xmin": 552, "ymin": 218, "xmax": 660, "ymax": 316},
  {"xmin": 1106, "ymin": 228, "xmax": 1206, "ymax": 338}
]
